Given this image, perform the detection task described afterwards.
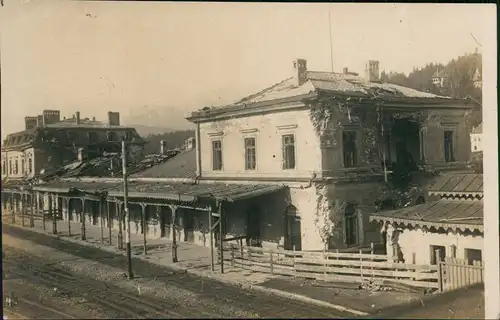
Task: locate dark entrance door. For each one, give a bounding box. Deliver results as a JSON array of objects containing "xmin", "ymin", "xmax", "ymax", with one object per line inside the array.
[
  {"xmin": 91, "ymin": 201, "xmax": 98, "ymax": 225},
  {"xmin": 285, "ymin": 205, "xmax": 302, "ymax": 251},
  {"xmin": 184, "ymin": 211, "xmax": 195, "ymax": 243},
  {"xmin": 246, "ymin": 205, "xmax": 261, "ymax": 247}
]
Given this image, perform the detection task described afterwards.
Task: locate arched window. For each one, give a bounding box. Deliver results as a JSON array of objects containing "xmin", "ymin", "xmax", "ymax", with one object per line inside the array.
[
  {"xmin": 344, "ymin": 204, "xmax": 357, "ymax": 246},
  {"xmin": 88, "ymin": 131, "xmax": 99, "ymax": 143},
  {"xmin": 107, "ymin": 131, "xmax": 118, "ymax": 142},
  {"xmin": 125, "ymin": 130, "xmax": 132, "ymax": 141}
]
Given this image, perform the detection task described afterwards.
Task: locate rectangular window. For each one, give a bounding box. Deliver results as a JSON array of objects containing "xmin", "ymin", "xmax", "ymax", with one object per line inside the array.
[
  {"xmin": 464, "ymin": 248, "xmax": 482, "ymax": 265},
  {"xmin": 419, "ymin": 128, "xmax": 425, "ymax": 162},
  {"xmin": 344, "ymin": 204, "xmax": 358, "ymax": 246},
  {"xmin": 88, "ymin": 132, "xmax": 99, "ymax": 143},
  {"xmin": 28, "ymin": 158, "xmax": 33, "ymax": 174},
  {"xmin": 14, "ymin": 160, "xmax": 19, "ymax": 174},
  {"xmin": 244, "ymin": 137, "xmax": 256, "ymax": 170},
  {"xmin": 9, "ymin": 160, "xmax": 12, "ymax": 174},
  {"xmin": 282, "ymin": 134, "xmax": 296, "ymax": 170},
  {"xmin": 430, "ymin": 245, "xmax": 446, "ymax": 265},
  {"xmin": 21, "ymin": 159, "xmax": 25, "ymax": 174},
  {"xmin": 342, "ymin": 131, "xmax": 358, "ymax": 168},
  {"xmin": 2, "ymin": 161, "xmax": 5, "ymax": 174},
  {"xmin": 212, "ymin": 140, "xmax": 223, "ymax": 171},
  {"xmin": 444, "ymin": 131, "xmax": 455, "ymax": 162}
]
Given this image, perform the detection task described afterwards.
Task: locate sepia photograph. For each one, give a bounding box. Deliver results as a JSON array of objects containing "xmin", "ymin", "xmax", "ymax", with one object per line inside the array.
[{"xmin": 1, "ymin": 1, "xmax": 498, "ymax": 319}]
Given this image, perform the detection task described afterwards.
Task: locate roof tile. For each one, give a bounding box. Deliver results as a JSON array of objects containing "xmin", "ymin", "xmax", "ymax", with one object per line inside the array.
[{"xmin": 131, "ymin": 149, "xmax": 196, "ymax": 179}]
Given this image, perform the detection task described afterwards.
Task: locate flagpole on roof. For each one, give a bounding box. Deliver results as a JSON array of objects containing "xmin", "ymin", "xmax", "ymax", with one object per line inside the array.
[{"xmin": 328, "ymin": 10, "xmax": 334, "ymax": 73}]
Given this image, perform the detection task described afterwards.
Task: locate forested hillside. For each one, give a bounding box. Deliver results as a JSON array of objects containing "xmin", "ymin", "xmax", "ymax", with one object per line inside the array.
[
  {"xmin": 142, "ymin": 51, "xmax": 482, "ymax": 155},
  {"xmin": 381, "ymin": 51, "xmax": 482, "ymax": 102}
]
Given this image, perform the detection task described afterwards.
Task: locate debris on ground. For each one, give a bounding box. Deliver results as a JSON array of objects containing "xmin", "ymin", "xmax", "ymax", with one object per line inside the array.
[{"xmin": 361, "ymin": 279, "xmax": 393, "ymax": 292}]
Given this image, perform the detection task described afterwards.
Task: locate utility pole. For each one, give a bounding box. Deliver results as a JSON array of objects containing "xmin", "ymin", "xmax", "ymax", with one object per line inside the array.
[{"xmin": 122, "ymin": 139, "xmax": 133, "ymax": 279}]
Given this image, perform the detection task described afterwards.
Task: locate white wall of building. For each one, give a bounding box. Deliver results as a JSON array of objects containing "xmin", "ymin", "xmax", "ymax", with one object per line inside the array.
[
  {"xmin": 387, "ymin": 224, "xmax": 483, "ymax": 265},
  {"xmin": 198, "ymin": 107, "xmax": 321, "ymax": 180}
]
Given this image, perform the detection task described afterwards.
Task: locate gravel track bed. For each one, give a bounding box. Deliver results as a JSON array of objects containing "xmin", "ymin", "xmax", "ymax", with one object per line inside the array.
[{"xmin": 4, "ymin": 225, "xmax": 352, "ymax": 318}]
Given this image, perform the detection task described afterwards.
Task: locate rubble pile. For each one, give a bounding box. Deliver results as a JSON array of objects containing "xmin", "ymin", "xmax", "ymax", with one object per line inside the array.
[{"xmin": 361, "ymin": 278, "xmax": 393, "ymax": 292}]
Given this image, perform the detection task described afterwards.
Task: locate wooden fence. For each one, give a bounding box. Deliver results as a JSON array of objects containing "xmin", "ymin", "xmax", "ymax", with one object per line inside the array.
[
  {"xmin": 218, "ymin": 244, "xmax": 439, "ymax": 289},
  {"xmin": 438, "ymin": 257, "xmax": 484, "ymax": 292}
]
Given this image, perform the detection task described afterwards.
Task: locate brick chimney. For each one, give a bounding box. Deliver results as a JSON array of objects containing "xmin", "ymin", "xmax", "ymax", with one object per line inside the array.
[
  {"xmin": 364, "ymin": 60, "xmax": 380, "ymax": 82},
  {"xmin": 292, "ymin": 59, "xmax": 308, "ymax": 87},
  {"xmin": 185, "ymin": 137, "xmax": 196, "ymax": 151},
  {"xmin": 42, "ymin": 110, "xmax": 61, "ymax": 125},
  {"xmin": 343, "ymin": 67, "xmax": 349, "ymax": 75},
  {"xmin": 108, "ymin": 111, "xmax": 120, "ymax": 126},
  {"xmin": 160, "ymin": 140, "xmax": 167, "ymax": 155},
  {"xmin": 75, "ymin": 111, "xmax": 81, "ymax": 125},
  {"xmin": 25, "ymin": 116, "xmax": 38, "ymax": 130}
]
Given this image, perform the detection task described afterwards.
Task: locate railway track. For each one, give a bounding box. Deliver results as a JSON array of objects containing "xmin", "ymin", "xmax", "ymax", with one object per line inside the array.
[
  {"xmin": 4, "ymin": 224, "xmax": 353, "ymax": 319},
  {"xmin": 3, "ymin": 249, "xmax": 222, "ymax": 319}
]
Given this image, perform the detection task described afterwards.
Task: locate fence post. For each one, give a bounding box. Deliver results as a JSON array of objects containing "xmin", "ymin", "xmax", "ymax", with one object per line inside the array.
[
  {"xmin": 231, "ymin": 244, "xmax": 235, "ymax": 268},
  {"xmin": 359, "ymin": 249, "xmax": 364, "ymax": 280},
  {"xmin": 21, "ymin": 193, "xmax": 25, "ymax": 227},
  {"xmin": 239, "ymin": 239, "xmax": 245, "ymax": 270},
  {"xmin": 293, "ymin": 245, "xmax": 296, "ymax": 278},
  {"xmin": 270, "ymin": 251, "xmax": 274, "ymax": 275},
  {"xmin": 248, "ymin": 246, "xmax": 253, "ymax": 273},
  {"xmin": 323, "ymin": 249, "xmax": 327, "ymax": 278},
  {"xmin": 435, "ymin": 249, "xmax": 443, "ymax": 292}
]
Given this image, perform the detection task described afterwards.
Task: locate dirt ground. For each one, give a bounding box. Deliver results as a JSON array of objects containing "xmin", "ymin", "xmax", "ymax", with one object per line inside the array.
[
  {"xmin": 359, "ymin": 283, "xmax": 485, "ymax": 319},
  {"xmin": 2, "ymin": 226, "xmax": 355, "ymax": 318}
]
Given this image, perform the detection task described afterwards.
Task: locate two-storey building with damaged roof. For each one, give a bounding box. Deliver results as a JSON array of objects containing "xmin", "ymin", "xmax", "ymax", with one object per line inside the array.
[
  {"xmin": 1, "ymin": 110, "xmax": 145, "ymax": 182},
  {"xmin": 184, "ymin": 58, "xmax": 481, "ymax": 251},
  {"xmin": 3, "ymin": 58, "xmax": 482, "ymax": 256}
]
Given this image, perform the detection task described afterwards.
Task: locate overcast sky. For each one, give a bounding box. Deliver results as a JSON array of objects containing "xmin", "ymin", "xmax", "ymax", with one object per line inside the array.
[{"xmin": 0, "ymin": 1, "xmax": 493, "ymax": 139}]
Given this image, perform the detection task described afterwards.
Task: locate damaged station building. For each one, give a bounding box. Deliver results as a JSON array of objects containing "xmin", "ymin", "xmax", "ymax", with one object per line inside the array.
[{"xmin": 1, "ymin": 58, "xmax": 482, "ymax": 260}]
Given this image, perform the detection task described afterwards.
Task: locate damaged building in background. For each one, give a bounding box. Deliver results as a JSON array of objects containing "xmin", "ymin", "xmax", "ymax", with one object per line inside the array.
[
  {"xmin": 1, "ymin": 58, "xmax": 482, "ymax": 256},
  {"xmin": 1, "ymin": 110, "xmax": 145, "ymax": 182}
]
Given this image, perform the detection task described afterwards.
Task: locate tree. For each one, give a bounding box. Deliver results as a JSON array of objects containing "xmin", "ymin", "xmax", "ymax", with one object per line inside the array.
[{"xmin": 382, "ymin": 51, "xmax": 482, "ymax": 102}]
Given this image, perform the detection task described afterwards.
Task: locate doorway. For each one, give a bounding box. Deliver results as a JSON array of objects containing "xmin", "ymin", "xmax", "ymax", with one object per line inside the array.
[
  {"xmin": 285, "ymin": 205, "xmax": 302, "ymax": 251},
  {"xmin": 184, "ymin": 211, "xmax": 195, "ymax": 243},
  {"xmin": 390, "ymin": 118, "xmax": 421, "ymax": 187},
  {"xmin": 246, "ymin": 205, "xmax": 261, "ymax": 247}
]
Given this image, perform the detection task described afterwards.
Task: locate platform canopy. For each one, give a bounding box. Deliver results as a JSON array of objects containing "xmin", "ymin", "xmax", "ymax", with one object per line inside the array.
[
  {"xmin": 428, "ymin": 173, "xmax": 483, "ymax": 198},
  {"xmin": 370, "ymin": 200, "xmax": 483, "ymax": 233},
  {"xmin": 32, "ymin": 180, "xmax": 287, "ymax": 203}
]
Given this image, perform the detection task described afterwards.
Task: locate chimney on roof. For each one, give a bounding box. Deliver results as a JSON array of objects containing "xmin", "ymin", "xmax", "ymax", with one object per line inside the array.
[
  {"xmin": 292, "ymin": 58, "xmax": 308, "ymax": 87},
  {"xmin": 25, "ymin": 116, "xmax": 38, "ymax": 130},
  {"xmin": 108, "ymin": 111, "xmax": 120, "ymax": 126},
  {"xmin": 343, "ymin": 67, "xmax": 349, "ymax": 75},
  {"xmin": 75, "ymin": 111, "xmax": 81, "ymax": 125},
  {"xmin": 42, "ymin": 110, "xmax": 61, "ymax": 125},
  {"xmin": 36, "ymin": 115, "xmax": 44, "ymax": 126},
  {"xmin": 185, "ymin": 137, "xmax": 196, "ymax": 152},
  {"xmin": 92, "ymin": 116, "xmax": 96, "ymax": 122},
  {"xmin": 160, "ymin": 140, "xmax": 167, "ymax": 155},
  {"xmin": 364, "ymin": 60, "xmax": 380, "ymax": 82},
  {"xmin": 77, "ymin": 148, "xmax": 85, "ymax": 162}
]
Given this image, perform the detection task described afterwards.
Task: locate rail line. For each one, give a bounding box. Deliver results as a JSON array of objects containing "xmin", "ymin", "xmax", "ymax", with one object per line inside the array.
[
  {"xmin": 3, "ymin": 251, "xmax": 222, "ymax": 319},
  {"xmin": 4, "ymin": 225, "xmax": 352, "ymax": 318}
]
